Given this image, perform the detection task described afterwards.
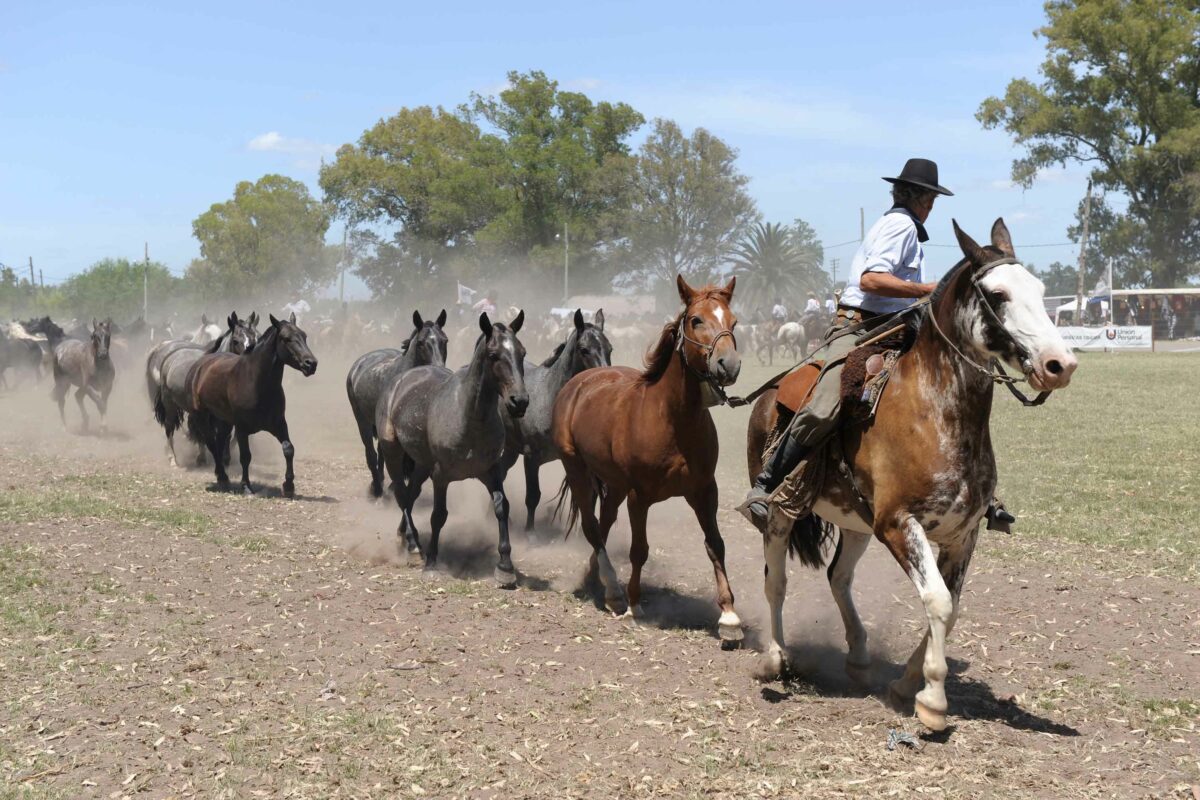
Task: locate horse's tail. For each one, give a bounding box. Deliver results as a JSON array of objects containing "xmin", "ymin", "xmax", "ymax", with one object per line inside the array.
[
  {"xmin": 788, "ymin": 513, "xmax": 834, "ymax": 569},
  {"xmin": 184, "ymin": 409, "xmax": 207, "ymax": 445},
  {"xmin": 551, "ymin": 473, "xmax": 607, "ymax": 539}
]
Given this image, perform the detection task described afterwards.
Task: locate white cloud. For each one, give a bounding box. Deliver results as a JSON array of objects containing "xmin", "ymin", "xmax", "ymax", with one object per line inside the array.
[{"xmin": 246, "ymin": 131, "xmax": 337, "ymax": 171}]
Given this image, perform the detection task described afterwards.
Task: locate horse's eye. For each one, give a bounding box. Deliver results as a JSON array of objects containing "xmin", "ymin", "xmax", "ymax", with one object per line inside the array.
[
  {"xmin": 691, "ymin": 316, "xmax": 703, "ymax": 327},
  {"xmin": 988, "ymin": 290, "xmax": 1009, "ymax": 305},
  {"xmin": 488, "ymin": 351, "xmax": 500, "ymax": 361}
]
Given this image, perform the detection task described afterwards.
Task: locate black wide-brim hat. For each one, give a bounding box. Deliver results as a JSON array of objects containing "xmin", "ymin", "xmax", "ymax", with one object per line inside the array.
[{"xmin": 883, "ymin": 158, "xmax": 953, "ymax": 196}]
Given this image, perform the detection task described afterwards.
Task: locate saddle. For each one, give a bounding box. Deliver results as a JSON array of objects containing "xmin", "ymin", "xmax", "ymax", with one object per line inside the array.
[{"xmin": 774, "ymin": 330, "xmax": 906, "ymax": 420}]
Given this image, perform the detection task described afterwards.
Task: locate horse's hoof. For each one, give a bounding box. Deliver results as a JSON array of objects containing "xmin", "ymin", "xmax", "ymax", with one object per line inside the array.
[
  {"xmin": 494, "ymin": 566, "xmax": 517, "ymax": 589},
  {"xmin": 718, "ymin": 622, "xmax": 745, "ymax": 647},
  {"xmin": 915, "ymin": 699, "xmax": 948, "ymax": 732},
  {"xmin": 242, "ymin": 485, "xmax": 255, "ymax": 496},
  {"xmin": 282, "ymin": 482, "xmax": 295, "ymax": 499},
  {"xmin": 752, "ymin": 651, "xmax": 787, "ymax": 682},
  {"xmin": 603, "ymin": 595, "xmax": 627, "ymax": 617},
  {"xmin": 886, "ymin": 682, "xmax": 915, "ymax": 713},
  {"xmin": 846, "ymin": 661, "xmax": 872, "ymax": 685},
  {"xmin": 405, "ymin": 549, "xmax": 425, "ymax": 568},
  {"xmin": 421, "ymin": 565, "xmax": 443, "ymax": 581}
]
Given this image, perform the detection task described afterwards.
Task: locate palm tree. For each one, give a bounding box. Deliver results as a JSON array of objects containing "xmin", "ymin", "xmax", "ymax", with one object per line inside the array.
[{"xmin": 731, "ymin": 221, "xmax": 828, "ymax": 315}]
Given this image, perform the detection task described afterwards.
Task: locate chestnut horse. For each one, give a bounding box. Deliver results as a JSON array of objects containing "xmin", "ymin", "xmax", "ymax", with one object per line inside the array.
[
  {"xmin": 552, "ymin": 276, "xmax": 744, "ymax": 646},
  {"xmin": 746, "ymin": 219, "xmax": 1077, "ymax": 730}
]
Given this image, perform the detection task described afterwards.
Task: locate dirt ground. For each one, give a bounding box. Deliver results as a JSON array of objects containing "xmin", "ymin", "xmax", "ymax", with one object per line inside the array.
[{"xmin": 1, "ymin": 344, "xmax": 1197, "ymax": 799}]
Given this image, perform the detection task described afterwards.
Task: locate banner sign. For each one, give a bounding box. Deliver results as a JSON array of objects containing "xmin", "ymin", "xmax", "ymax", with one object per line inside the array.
[{"xmin": 1057, "ymin": 325, "xmax": 1153, "ymax": 351}]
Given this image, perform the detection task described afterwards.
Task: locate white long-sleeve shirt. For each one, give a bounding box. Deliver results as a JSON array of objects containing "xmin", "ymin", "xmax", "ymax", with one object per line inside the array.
[{"xmin": 840, "ymin": 212, "xmax": 926, "ymax": 314}]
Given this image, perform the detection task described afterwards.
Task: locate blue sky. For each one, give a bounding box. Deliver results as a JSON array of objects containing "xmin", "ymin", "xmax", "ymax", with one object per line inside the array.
[{"xmin": 0, "ymin": 0, "xmax": 1089, "ymax": 291}]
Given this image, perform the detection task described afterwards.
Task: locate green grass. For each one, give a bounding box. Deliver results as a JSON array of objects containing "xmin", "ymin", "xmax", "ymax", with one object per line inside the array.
[
  {"xmin": 0, "ymin": 487, "xmax": 211, "ymax": 536},
  {"xmin": 0, "ymin": 545, "xmax": 64, "ymax": 638},
  {"xmin": 720, "ymin": 352, "xmax": 1200, "ymax": 579}
]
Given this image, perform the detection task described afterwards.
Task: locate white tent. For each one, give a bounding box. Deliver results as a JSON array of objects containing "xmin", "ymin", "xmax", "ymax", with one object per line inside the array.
[{"xmin": 1054, "ymin": 298, "xmax": 1108, "ymax": 324}]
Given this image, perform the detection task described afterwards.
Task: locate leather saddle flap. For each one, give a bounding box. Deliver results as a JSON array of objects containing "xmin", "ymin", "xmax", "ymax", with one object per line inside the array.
[{"xmin": 775, "ymin": 363, "xmax": 823, "ymax": 413}]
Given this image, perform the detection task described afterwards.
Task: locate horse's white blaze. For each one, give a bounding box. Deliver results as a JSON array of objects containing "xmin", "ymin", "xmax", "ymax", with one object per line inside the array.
[
  {"xmin": 977, "ymin": 262, "xmax": 1074, "ymax": 384},
  {"xmin": 712, "ymin": 306, "xmax": 727, "ymax": 328}
]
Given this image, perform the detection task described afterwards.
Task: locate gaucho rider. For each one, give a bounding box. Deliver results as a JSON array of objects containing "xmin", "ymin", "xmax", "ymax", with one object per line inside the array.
[{"xmin": 742, "ymin": 159, "xmax": 955, "ymax": 526}]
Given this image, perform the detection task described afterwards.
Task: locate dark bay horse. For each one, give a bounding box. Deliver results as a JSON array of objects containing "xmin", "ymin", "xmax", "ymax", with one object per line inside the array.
[
  {"xmin": 745, "ymin": 219, "xmax": 1077, "ymax": 730},
  {"xmin": 52, "ymin": 319, "xmax": 114, "ymax": 432},
  {"xmin": 501, "ymin": 308, "xmax": 612, "ymax": 531},
  {"xmin": 552, "ymin": 276, "xmax": 744, "ymax": 646},
  {"xmin": 345, "ymin": 309, "xmax": 448, "ymax": 498},
  {"xmin": 186, "ymin": 314, "xmax": 317, "ymax": 496},
  {"xmin": 377, "ymin": 312, "xmax": 529, "ymax": 585},
  {"xmin": 147, "ymin": 312, "xmax": 258, "ymax": 465}
]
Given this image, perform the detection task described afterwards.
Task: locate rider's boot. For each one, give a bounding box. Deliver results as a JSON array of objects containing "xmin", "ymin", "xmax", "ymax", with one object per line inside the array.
[
  {"xmin": 740, "ymin": 433, "xmax": 811, "ymax": 531},
  {"xmin": 986, "ymin": 497, "xmax": 1016, "ymax": 533}
]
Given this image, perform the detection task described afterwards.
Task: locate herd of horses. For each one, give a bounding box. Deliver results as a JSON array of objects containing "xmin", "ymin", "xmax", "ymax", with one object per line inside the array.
[{"xmin": 2, "ymin": 219, "xmax": 1079, "ymax": 731}]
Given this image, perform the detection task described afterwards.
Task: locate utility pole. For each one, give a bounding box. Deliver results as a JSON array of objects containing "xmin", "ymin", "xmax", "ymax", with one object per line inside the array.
[
  {"xmin": 28, "ymin": 256, "xmax": 34, "ymax": 286},
  {"xmin": 39, "ymin": 269, "xmax": 43, "ymax": 289},
  {"xmin": 830, "ymin": 257, "xmax": 839, "ymax": 287},
  {"xmin": 143, "ymin": 242, "xmax": 149, "ymax": 321},
  {"xmin": 563, "ymin": 220, "xmax": 570, "ymax": 303},
  {"xmin": 1075, "ymin": 179, "xmax": 1093, "ymax": 324}
]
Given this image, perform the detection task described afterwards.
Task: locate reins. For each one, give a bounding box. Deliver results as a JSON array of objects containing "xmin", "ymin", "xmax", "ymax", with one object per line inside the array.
[{"xmin": 724, "ymin": 254, "xmax": 1052, "ymax": 410}]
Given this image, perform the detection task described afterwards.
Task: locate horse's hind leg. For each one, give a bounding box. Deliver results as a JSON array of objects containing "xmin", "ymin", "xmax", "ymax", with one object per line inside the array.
[
  {"xmin": 402, "ymin": 461, "xmax": 430, "ymax": 567},
  {"xmin": 483, "ymin": 467, "xmax": 517, "ymax": 589},
  {"xmin": 356, "ymin": 416, "xmax": 383, "ymax": 498},
  {"xmin": 210, "ymin": 420, "xmax": 232, "ymax": 488},
  {"xmin": 523, "ymin": 456, "xmax": 542, "ymax": 532},
  {"xmin": 623, "ymin": 493, "xmax": 648, "ymax": 618},
  {"xmin": 686, "ymin": 481, "xmax": 743, "ymax": 647},
  {"xmin": 826, "ymin": 529, "xmax": 872, "ymax": 680},
  {"xmin": 236, "ymin": 427, "xmax": 254, "ymax": 495},
  {"xmin": 52, "ymin": 378, "xmax": 69, "ymax": 429},
  {"xmin": 563, "ymin": 458, "xmax": 623, "ymax": 613},
  {"xmin": 877, "ymin": 515, "xmax": 972, "ymax": 732}
]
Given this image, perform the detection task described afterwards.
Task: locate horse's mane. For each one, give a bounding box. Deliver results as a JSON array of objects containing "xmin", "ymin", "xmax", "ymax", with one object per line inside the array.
[
  {"xmin": 639, "ymin": 314, "xmax": 682, "ymax": 384},
  {"xmin": 540, "ymin": 340, "xmax": 567, "ymax": 367},
  {"xmin": 205, "ymin": 330, "xmax": 228, "ymax": 354},
  {"xmin": 398, "ymin": 325, "xmax": 419, "ymax": 355}
]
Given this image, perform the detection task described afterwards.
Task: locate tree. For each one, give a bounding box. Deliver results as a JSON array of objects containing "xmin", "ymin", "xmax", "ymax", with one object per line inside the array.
[
  {"xmin": 730, "ymin": 221, "xmax": 828, "ymax": 313},
  {"xmin": 978, "ymin": 0, "xmax": 1200, "ymax": 287},
  {"xmin": 1032, "ymin": 261, "xmax": 1081, "ymax": 296},
  {"xmin": 192, "ymin": 174, "xmax": 334, "ymax": 298},
  {"xmin": 622, "ymin": 119, "xmax": 758, "ymax": 289},
  {"xmin": 58, "ymin": 258, "xmax": 178, "ymax": 322}
]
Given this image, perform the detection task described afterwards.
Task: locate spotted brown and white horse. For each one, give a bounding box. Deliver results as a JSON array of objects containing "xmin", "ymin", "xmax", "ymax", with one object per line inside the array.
[{"xmin": 746, "ymin": 219, "xmax": 1077, "ymax": 730}]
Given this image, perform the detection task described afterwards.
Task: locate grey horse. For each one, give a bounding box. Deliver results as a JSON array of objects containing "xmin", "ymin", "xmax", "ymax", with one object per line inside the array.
[
  {"xmin": 146, "ymin": 312, "xmax": 259, "ymax": 465},
  {"xmin": 377, "ymin": 311, "xmax": 529, "ymax": 586},
  {"xmin": 52, "ymin": 318, "xmax": 114, "ymax": 432},
  {"xmin": 501, "ymin": 308, "xmax": 612, "ymax": 530},
  {"xmin": 345, "ymin": 309, "xmax": 448, "ymax": 498}
]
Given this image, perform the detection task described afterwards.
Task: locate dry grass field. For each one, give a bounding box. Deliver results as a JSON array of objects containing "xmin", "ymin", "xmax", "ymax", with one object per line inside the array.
[{"xmin": 1, "ymin": 345, "xmax": 1197, "ymax": 798}]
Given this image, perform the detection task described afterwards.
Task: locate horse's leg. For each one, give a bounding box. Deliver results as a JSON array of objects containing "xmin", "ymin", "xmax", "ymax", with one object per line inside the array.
[
  {"xmin": 483, "ymin": 466, "xmax": 517, "ymax": 588},
  {"xmin": 877, "ymin": 515, "xmax": 968, "ymax": 732},
  {"xmin": 268, "ymin": 418, "xmax": 296, "ymax": 498},
  {"xmin": 826, "ymin": 529, "xmax": 872, "ymax": 681},
  {"xmin": 74, "ymin": 385, "xmax": 90, "ymax": 432},
  {"xmin": 236, "ymin": 427, "xmax": 254, "ymax": 495},
  {"xmin": 685, "ymin": 481, "xmax": 743, "ymax": 647},
  {"xmin": 563, "ymin": 458, "xmax": 623, "ymax": 613},
  {"xmin": 212, "ymin": 420, "xmax": 233, "ymax": 488},
  {"xmin": 754, "ymin": 523, "xmax": 791, "ymax": 681},
  {"xmin": 52, "ymin": 376, "xmax": 69, "ymax": 429},
  {"xmin": 522, "ymin": 455, "xmax": 540, "ymax": 532},
  {"xmin": 623, "ymin": 492, "xmax": 648, "ymax": 618},
  {"xmin": 356, "ymin": 415, "xmax": 383, "ymax": 499}
]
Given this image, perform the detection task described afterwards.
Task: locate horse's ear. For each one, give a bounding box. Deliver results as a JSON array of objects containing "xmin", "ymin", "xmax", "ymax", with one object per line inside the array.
[
  {"xmin": 511, "ymin": 309, "xmax": 524, "ymax": 334},
  {"xmin": 413, "ymin": 310, "xmax": 423, "ymax": 329},
  {"xmin": 248, "ymin": 311, "xmax": 258, "ymax": 327},
  {"xmin": 721, "ymin": 276, "xmax": 736, "ymax": 300},
  {"xmin": 479, "ymin": 312, "xmax": 493, "ymax": 338},
  {"xmin": 269, "ymin": 313, "xmax": 280, "ymax": 328},
  {"xmin": 595, "ymin": 308, "xmax": 605, "ymax": 330},
  {"xmin": 952, "ymin": 219, "xmax": 988, "ymax": 265},
  {"xmin": 573, "ymin": 308, "xmax": 585, "ymax": 332},
  {"xmin": 228, "ymin": 312, "xmax": 239, "ymax": 329},
  {"xmin": 676, "ymin": 274, "xmax": 696, "ymax": 304},
  {"xmin": 436, "ymin": 309, "xmax": 447, "ymax": 328},
  {"xmin": 288, "ymin": 311, "xmax": 297, "ymax": 324},
  {"xmin": 990, "ymin": 217, "xmax": 1015, "ymax": 258}
]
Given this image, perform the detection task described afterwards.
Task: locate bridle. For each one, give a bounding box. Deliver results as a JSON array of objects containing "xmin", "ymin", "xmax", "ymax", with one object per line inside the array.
[
  {"xmin": 675, "ymin": 302, "xmax": 737, "ymax": 404},
  {"xmin": 925, "ymin": 255, "xmax": 1051, "ymax": 407}
]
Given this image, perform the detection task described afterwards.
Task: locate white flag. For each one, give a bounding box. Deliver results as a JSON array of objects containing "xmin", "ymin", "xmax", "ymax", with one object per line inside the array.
[{"xmin": 456, "ymin": 282, "xmax": 476, "ymax": 305}]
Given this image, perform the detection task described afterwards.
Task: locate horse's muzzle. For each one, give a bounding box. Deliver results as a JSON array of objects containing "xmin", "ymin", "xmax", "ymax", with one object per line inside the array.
[
  {"xmin": 300, "ymin": 358, "xmax": 318, "ymax": 377},
  {"xmin": 1028, "ymin": 349, "xmax": 1077, "ymax": 391},
  {"xmin": 506, "ymin": 394, "xmax": 529, "ymax": 418}
]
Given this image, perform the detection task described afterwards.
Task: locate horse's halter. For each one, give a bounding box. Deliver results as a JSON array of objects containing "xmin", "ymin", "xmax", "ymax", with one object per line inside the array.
[
  {"xmin": 675, "ymin": 300, "xmax": 737, "ymax": 402},
  {"xmin": 925, "ymin": 255, "xmax": 1050, "ymax": 407}
]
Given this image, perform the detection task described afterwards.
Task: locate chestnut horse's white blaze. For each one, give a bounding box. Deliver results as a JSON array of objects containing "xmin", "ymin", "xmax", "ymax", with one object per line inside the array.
[{"xmin": 749, "ymin": 218, "xmax": 1078, "ymax": 731}]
